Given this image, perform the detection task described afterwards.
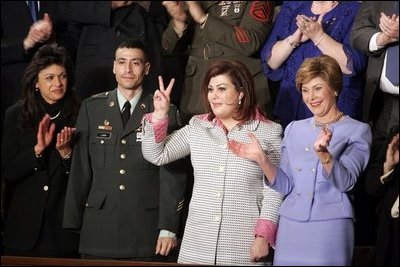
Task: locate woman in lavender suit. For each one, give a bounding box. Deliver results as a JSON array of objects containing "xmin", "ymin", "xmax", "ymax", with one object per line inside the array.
[{"xmin": 229, "ymin": 55, "xmax": 372, "ymax": 265}]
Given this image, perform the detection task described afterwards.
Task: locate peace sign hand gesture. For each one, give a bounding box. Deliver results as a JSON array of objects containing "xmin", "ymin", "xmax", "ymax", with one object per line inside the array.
[{"xmin": 153, "ymin": 76, "xmax": 175, "ymax": 121}]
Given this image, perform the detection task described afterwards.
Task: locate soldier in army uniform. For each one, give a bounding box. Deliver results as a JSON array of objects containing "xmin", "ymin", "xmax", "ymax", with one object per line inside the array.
[
  {"xmin": 63, "ymin": 39, "xmax": 187, "ymax": 260},
  {"xmin": 162, "ymin": 1, "xmax": 276, "ymax": 124}
]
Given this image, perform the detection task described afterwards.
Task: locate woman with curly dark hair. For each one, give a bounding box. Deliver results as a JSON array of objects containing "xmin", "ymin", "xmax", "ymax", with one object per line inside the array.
[{"xmin": 1, "ymin": 43, "xmax": 80, "ymax": 257}]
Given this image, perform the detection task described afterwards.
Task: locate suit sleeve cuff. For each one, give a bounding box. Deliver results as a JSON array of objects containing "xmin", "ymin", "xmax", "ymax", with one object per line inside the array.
[
  {"xmin": 143, "ymin": 113, "xmax": 169, "ymax": 143},
  {"xmin": 254, "ymin": 219, "xmax": 278, "ymax": 247},
  {"xmin": 159, "ymin": 229, "xmax": 177, "ymax": 238}
]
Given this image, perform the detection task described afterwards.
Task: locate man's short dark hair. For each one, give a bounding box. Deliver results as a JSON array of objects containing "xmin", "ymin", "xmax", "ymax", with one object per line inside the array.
[{"xmin": 116, "ymin": 39, "xmax": 150, "ymax": 62}]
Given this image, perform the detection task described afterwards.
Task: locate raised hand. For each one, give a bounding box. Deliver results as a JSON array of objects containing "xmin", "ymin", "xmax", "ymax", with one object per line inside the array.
[
  {"xmin": 314, "ymin": 126, "xmax": 332, "ymax": 153},
  {"xmin": 185, "ymin": 1, "xmax": 206, "ymax": 24},
  {"xmin": 153, "ymin": 76, "xmax": 175, "ymax": 121},
  {"xmin": 23, "ymin": 13, "xmax": 53, "ymax": 50},
  {"xmin": 56, "ymin": 127, "xmax": 76, "ymax": 159},
  {"xmin": 228, "ymin": 133, "xmax": 264, "ymax": 164},
  {"xmin": 34, "ymin": 114, "xmax": 56, "ymax": 156},
  {"xmin": 384, "ymin": 133, "xmax": 399, "ymax": 173},
  {"xmin": 380, "ymin": 13, "xmax": 399, "ymax": 40},
  {"xmin": 162, "ymin": 1, "xmax": 187, "ymax": 23}
]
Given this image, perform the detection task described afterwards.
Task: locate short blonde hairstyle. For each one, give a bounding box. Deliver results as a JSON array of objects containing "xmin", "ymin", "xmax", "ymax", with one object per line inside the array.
[{"xmin": 295, "ymin": 55, "xmax": 343, "ymax": 97}]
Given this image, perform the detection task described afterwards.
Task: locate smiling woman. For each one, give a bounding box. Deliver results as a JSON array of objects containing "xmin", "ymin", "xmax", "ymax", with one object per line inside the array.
[
  {"xmin": 1, "ymin": 43, "xmax": 80, "ymax": 257},
  {"xmin": 142, "ymin": 60, "xmax": 284, "ymax": 265},
  {"xmin": 228, "ymin": 54, "xmax": 372, "ymax": 266}
]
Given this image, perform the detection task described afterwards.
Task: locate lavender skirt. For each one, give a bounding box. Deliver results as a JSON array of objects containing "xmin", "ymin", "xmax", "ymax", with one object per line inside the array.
[{"xmin": 273, "ymin": 216, "xmax": 354, "ymax": 266}]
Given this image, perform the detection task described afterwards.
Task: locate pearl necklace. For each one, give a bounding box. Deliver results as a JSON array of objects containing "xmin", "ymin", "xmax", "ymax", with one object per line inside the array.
[
  {"xmin": 314, "ymin": 112, "xmax": 344, "ymax": 128},
  {"xmin": 50, "ymin": 111, "xmax": 61, "ymax": 120}
]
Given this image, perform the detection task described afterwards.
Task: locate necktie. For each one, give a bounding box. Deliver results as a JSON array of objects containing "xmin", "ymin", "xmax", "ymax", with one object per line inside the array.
[
  {"xmin": 28, "ymin": 1, "xmax": 39, "ymax": 22},
  {"xmin": 121, "ymin": 101, "xmax": 131, "ymax": 128},
  {"xmin": 386, "ymin": 2, "xmax": 399, "ymax": 85}
]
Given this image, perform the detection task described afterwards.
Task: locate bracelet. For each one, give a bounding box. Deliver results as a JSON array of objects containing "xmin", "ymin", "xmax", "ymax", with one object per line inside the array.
[
  {"xmin": 320, "ymin": 153, "xmax": 333, "ymax": 165},
  {"xmin": 314, "ymin": 33, "xmax": 326, "ymax": 46},
  {"xmin": 286, "ymin": 36, "xmax": 299, "ymax": 49}
]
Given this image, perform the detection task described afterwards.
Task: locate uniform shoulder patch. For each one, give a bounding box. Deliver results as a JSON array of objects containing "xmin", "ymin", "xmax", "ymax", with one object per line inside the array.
[
  {"xmin": 234, "ymin": 26, "xmax": 250, "ymax": 43},
  {"xmin": 250, "ymin": 1, "xmax": 271, "ymax": 22}
]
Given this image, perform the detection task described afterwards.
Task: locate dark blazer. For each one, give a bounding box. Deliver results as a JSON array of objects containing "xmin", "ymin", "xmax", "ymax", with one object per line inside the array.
[
  {"xmin": 63, "ymin": 89, "xmax": 186, "ymax": 258},
  {"xmin": 1, "ymin": 103, "xmax": 79, "ymax": 255},
  {"xmin": 59, "ymin": 2, "xmax": 168, "ymax": 100},
  {"xmin": 1, "ymin": 1, "xmax": 79, "ymax": 128},
  {"xmin": 365, "ymin": 140, "xmax": 399, "ymax": 266},
  {"xmin": 350, "ymin": 1, "xmax": 396, "ymax": 124}
]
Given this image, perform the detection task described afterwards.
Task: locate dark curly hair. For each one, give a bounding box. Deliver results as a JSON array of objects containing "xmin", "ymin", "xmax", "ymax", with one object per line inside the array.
[{"xmin": 20, "ymin": 43, "xmax": 80, "ymax": 128}]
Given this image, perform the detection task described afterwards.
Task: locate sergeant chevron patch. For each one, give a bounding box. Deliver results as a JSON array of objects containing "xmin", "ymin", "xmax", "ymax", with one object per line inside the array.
[{"xmin": 250, "ymin": 1, "xmax": 271, "ymax": 22}]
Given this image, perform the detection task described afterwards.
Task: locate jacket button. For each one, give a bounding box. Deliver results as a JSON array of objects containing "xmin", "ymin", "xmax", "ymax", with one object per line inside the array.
[
  {"xmin": 216, "ymin": 191, "xmax": 222, "ymax": 198},
  {"xmin": 120, "ymin": 154, "xmax": 126, "ymax": 159},
  {"xmin": 214, "ymin": 215, "xmax": 221, "ymax": 221},
  {"xmin": 116, "ymin": 30, "xmax": 121, "ymax": 37},
  {"xmin": 305, "ymin": 147, "xmax": 310, "ymax": 151},
  {"xmin": 121, "ymin": 139, "xmax": 127, "ymax": 144},
  {"xmin": 119, "ymin": 185, "xmax": 126, "ymax": 191},
  {"xmin": 119, "ymin": 169, "xmax": 126, "ymax": 175},
  {"xmin": 43, "ymin": 185, "xmax": 49, "ymax": 191},
  {"xmin": 218, "ymin": 166, "xmax": 224, "ymax": 172},
  {"xmin": 100, "ymin": 140, "xmax": 105, "ymax": 144}
]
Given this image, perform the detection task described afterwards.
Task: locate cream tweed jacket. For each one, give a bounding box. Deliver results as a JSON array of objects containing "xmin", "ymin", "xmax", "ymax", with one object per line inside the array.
[{"xmin": 142, "ymin": 115, "xmax": 283, "ymax": 265}]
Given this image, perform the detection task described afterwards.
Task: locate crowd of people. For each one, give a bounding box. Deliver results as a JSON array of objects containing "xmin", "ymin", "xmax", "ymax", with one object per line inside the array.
[{"xmin": 1, "ymin": 1, "xmax": 399, "ymax": 266}]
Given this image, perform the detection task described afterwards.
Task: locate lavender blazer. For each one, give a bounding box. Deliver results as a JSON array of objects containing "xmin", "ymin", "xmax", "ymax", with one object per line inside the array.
[{"xmin": 270, "ymin": 116, "xmax": 371, "ymax": 222}]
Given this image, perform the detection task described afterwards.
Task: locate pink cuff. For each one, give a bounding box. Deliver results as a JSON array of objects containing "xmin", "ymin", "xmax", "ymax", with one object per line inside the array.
[
  {"xmin": 254, "ymin": 219, "xmax": 278, "ymax": 247},
  {"xmin": 143, "ymin": 113, "xmax": 169, "ymax": 143}
]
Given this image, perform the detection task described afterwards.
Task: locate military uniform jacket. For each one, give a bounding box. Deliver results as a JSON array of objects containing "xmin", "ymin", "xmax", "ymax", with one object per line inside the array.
[
  {"xmin": 162, "ymin": 1, "xmax": 275, "ymax": 119},
  {"xmin": 63, "ymin": 89, "xmax": 186, "ymax": 258}
]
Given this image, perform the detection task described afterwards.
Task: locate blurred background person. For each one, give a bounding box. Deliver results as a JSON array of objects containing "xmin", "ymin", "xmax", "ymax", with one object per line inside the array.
[
  {"xmin": 365, "ymin": 125, "xmax": 399, "ymax": 266},
  {"xmin": 162, "ymin": 1, "xmax": 276, "ymax": 125},
  {"xmin": 350, "ymin": 1, "xmax": 399, "ymax": 250},
  {"xmin": 58, "ymin": 1, "xmax": 184, "ymax": 102},
  {"xmin": 142, "ymin": 60, "xmax": 283, "ymax": 265},
  {"xmin": 261, "ymin": 1, "xmax": 366, "ymax": 129},
  {"xmin": 1, "ymin": 44, "xmax": 80, "ymax": 257},
  {"xmin": 229, "ymin": 55, "xmax": 372, "ymax": 265}
]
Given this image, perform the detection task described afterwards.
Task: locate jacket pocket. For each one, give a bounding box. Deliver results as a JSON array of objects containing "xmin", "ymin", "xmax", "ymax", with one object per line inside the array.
[
  {"xmin": 89, "ymin": 134, "xmax": 117, "ymax": 168},
  {"xmin": 86, "ymin": 189, "xmax": 106, "ymax": 209}
]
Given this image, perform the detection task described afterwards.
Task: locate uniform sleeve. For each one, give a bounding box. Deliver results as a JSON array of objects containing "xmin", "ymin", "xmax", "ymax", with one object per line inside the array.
[
  {"xmin": 158, "ymin": 158, "xmax": 188, "ymax": 234},
  {"xmin": 202, "ymin": 1, "xmax": 275, "ymax": 56},
  {"xmin": 63, "ymin": 101, "xmax": 93, "ymax": 231}
]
